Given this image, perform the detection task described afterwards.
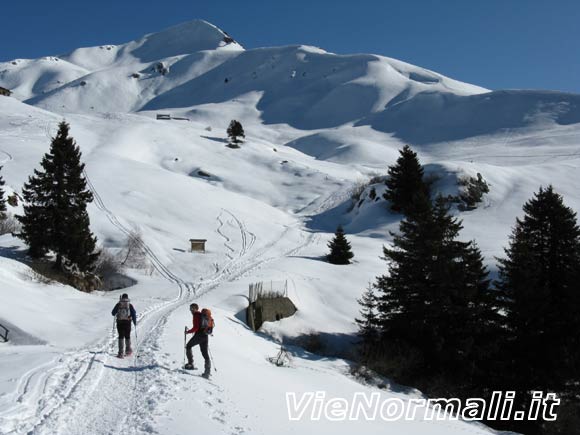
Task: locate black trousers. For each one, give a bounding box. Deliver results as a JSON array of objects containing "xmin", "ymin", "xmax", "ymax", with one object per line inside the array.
[
  {"xmin": 186, "ymin": 333, "xmax": 210, "ymax": 372},
  {"xmin": 117, "ymin": 320, "xmax": 131, "ymax": 339}
]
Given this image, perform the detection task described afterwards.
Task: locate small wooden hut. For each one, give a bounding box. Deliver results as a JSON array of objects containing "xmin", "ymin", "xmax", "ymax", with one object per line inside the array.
[{"xmin": 189, "ymin": 239, "xmax": 207, "ymax": 253}]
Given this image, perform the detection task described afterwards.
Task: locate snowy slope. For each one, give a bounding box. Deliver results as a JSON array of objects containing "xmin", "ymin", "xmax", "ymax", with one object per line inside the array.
[{"xmin": 0, "ymin": 19, "xmax": 579, "ymax": 435}]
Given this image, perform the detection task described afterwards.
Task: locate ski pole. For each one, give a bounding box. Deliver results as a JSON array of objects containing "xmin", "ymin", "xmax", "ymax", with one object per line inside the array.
[
  {"xmin": 111, "ymin": 317, "xmax": 116, "ymax": 352},
  {"xmin": 183, "ymin": 329, "xmax": 187, "ymax": 368},
  {"xmin": 209, "ymin": 347, "xmax": 217, "ymax": 372},
  {"xmin": 134, "ymin": 323, "xmax": 138, "ymax": 358}
]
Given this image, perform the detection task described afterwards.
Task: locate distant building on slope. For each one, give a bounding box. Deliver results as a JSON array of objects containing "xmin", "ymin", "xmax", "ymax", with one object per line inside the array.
[
  {"xmin": 0, "ymin": 86, "xmax": 12, "ymax": 97},
  {"xmin": 189, "ymin": 239, "xmax": 207, "ymax": 253}
]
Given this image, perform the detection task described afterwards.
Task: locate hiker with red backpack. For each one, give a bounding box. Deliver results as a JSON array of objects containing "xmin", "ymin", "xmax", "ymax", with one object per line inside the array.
[
  {"xmin": 111, "ymin": 293, "xmax": 137, "ymax": 358},
  {"xmin": 184, "ymin": 303, "xmax": 214, "ymax": 378}
]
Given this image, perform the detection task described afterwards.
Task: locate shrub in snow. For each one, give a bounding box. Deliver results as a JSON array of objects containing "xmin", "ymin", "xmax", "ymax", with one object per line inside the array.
[
  {"xmin": 0, "ymin": 214, "xmax": 20, "ymax": 236},
  {"xmin": 348, "ymin": 179, "xmax": 369, "ymax": 205},
  {"xmin": 120, "ymin": 228, "xmax": 148, "ymax": 269},
  {"xmin": 153, "ymin": 62, "xmax": 169, "ymax": 76},
  {"xmin": 7, "ymin": 193, "xmax": 19, "ymax": 207},
  {"xmin": 348, "ymin": 175, "xmax": 384, "ymax": 211},
  {"xmin": 457, "ymin": 172, "xmax": 489, "ymax": 210},
  {"xmin": 327, "ymin": 225, "xmax": 354, "ymax": 264},
  {"xmin": 94, "ymin": 250, "xmax": 122, "ymax": 279},
  {"xmin": 21, "ymin": 266, "xmax": 54, "ymax": 285},
  {"xmin": 267, "ymin": 346, "xmax": 292, "ymax": 367}
]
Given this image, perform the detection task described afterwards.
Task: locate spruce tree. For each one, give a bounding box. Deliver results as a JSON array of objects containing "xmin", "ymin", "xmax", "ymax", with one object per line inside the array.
[
  {"xmin": 17, "ymin": 121, "xmax": 98, "ymax": 272},
  {"xmin": 327, "ymin": 225, "xmax": 354, "ymax": 264},
  {"xmin": 383, "ymin": 145, "xmax": 429, "ymax": 215},
  {"xmin": 496, "ymin": 186, "xmax": 580, "ymax": 397},
  {"xmin": 0, "ymin": 166, "xmax": 6, "ymax": 219},
  {"xmin": 227, "ymin": 120, "xmax": 245, "ymax": 146},
  {"xmin": 356, "ymin": 283, "xmax": 379, "ymax": 344},
  {"xmin": 376, "ymin": 194, "xmax": 493, "ymax": 377}
]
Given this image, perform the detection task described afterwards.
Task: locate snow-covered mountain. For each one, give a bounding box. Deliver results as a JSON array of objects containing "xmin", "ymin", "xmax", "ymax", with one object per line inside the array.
[{"xmin": 0, "ymin": 19, "xmax": 579, "ymax": 435}]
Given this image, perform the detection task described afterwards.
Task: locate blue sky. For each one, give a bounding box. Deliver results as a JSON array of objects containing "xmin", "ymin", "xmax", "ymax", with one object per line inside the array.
[{"xmin": 2, "ymin": 0, "xmax": 579, "ymax": 93}]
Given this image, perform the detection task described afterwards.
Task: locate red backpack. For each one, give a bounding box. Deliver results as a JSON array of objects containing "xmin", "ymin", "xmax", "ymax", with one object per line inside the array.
[{"xmin": 201, "ymin": 308, "xmax": 215, "ymax": 334}]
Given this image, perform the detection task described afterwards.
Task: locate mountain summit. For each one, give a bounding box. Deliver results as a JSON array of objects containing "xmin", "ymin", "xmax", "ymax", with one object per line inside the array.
[
  {"xmin": 122, "ymin": 19, "xmax": 243, "ymax": 62},
  {"xmin": 1, "ymin": 20, "xmax": 579, "ymax": 142}
]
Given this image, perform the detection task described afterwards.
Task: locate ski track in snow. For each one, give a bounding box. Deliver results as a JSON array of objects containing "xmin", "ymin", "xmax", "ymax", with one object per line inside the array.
[
  {"xmin": 0, "ymin": 149, "xmax": 13, "ymax": 165},
  {"xmin": 0, "ymin": 173, "xmax": 317, "ymax": 435}
]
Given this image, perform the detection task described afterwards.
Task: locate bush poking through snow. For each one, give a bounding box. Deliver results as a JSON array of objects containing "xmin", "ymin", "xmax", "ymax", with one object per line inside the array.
[
  {"xmin": 0, "ymin": 214, "xmax": 20, "ymax": 236},
  {"xmin": 458, "ymin": 172, "xmax": 489, "ymax": 210},
  {"xmin": 7, "ymin": 193, "xmax": 19, "ymax": 207},
  {"xmin": 153, "ymin": 62, "xmax": 169, "ymax": 75},
  {"xmin": 120, "ymin": 229, "xmax": 148, "ymax": 269},
  {"xmin": 347, "ymin": 174, "xmax": 384, "ymax": 211},
  {"xmin": 348, "ymin": 179, "xmax": 369, "ymax": 206},
  {"xmin": 21, "ymin": 267, "xmax": 54, "ymax": 285},
  {"xmin": 267, "ymin": 345, "xmax": 292, "ymax": 367},
  {"xmin": 94, "ymin": 250, "xmax": 123, "ymax": 280}
]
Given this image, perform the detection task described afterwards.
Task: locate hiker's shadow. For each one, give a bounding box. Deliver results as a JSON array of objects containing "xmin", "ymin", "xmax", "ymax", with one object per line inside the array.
[{"xmin": 102, "ymin": 362, "xmax": 176, "ymax": 373}]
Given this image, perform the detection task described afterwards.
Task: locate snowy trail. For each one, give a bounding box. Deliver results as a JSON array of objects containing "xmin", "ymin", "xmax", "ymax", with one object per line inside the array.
[
  {"xmin": 0, "ymin": 175, "xmax": 316, "ymax": 435},
  {"xmin": 84, "ymin": 170, "xmax": 195, "ymax": 297}
]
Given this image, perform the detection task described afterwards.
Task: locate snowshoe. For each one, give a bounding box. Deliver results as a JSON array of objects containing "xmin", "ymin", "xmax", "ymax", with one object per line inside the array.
[{"xmin": 183, "ymin": 363, "xmax": 195, "ymax": 370}]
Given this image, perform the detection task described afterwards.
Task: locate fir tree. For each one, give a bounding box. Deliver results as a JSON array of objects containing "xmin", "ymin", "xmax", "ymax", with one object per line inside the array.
[
  {"xmin": 356, "ymin": 283, "xmax": 379, "ymax": 344},
  {"xmin": 496, "ymin": 186, "xmax": 580, "ymax": 397},
  {"xmin": 17, "ymin": 121, "xmax": 98, "ymax": 271},
  {"xmin": 376, "ymin": 194, "xmax": 493, "ymax": 377},
  {"xmin": 0, "ymin": 166, "xmax": 6, "ymax": 219},
  {"xmin": 383, "ymin": 145, "xmax": 429, "ymax": 215},
  {"xmin": 327, "ymin": 225, "xmax": 354, "ymax": 264},
  {"xmin": 227, "ymin": 120, "xmax": 245, "ymax": 146}
]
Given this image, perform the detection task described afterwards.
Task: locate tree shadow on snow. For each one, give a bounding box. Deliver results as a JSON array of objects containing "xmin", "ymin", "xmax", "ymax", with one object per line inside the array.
[
  {"xmin": 200, "ymin": 135, "xmax": 228, "ymax": 144},
  {"xmin": 0, "ymin": 245, "xmax": 28, "ymax": 262},
  {"xmin": 287, "ymin": 254, "xmax": 327, "ymax": 262}
]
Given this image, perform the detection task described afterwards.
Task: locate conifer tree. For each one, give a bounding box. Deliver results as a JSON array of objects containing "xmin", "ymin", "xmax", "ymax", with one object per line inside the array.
[
  {"xmin": 383, "ymin": 145, "xmax": 429, "ymax": 215},
  {"xmin": 327, "ymin": 225, "xmax": 354, "ymax": 264},
  {"xmin": 356, "ymin": 283, "xmax": 379, "ymax": 344},
  {"xmin": 17, "ymin": 121, "xmax": 98, "ymax": 271},
  {"xmin": 376, "ymin": 194, "xmax": 493, "ymax": 375},
  {"xmin": 0, "ymin": 166, "xmax": 6, "ymax": 219},
  {"xmin": 227, "ymin": 120, "xmax": 245, "ymax": 146},
  {"xmin": 496, "ymin": 186, "xmax": 580, "ymax": 396}
]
